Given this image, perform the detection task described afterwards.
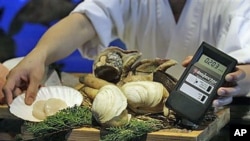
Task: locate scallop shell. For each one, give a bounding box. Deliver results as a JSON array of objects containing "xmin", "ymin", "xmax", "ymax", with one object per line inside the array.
[{"xmin": 9, "ymin": 86, "xmax": 83, "ymax": 122}]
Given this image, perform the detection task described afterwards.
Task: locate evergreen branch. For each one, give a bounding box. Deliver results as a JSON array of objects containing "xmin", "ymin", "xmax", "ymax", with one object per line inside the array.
[
  {"xmin": 25, "ymin": 105, "xmax": 92, "ymax": 137},
  {"xmin": 101, "ymin": 118, "xmax": 164, "ymax": 141}
]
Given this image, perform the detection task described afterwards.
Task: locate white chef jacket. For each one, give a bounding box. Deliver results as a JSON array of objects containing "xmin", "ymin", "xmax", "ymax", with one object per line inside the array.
[{"xmin": 72, "ymin": 0, "xmax": 250, "ymax": 79}]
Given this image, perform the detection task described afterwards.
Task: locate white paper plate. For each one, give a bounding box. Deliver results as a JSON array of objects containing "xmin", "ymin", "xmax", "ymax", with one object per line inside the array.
[
  {"xmin": 2, "ymin": 57, "xmax": 24, "ymax": 70},
  {"xmin": 9, "ymin": 86, "xmax": 83, "ymax": 122}
]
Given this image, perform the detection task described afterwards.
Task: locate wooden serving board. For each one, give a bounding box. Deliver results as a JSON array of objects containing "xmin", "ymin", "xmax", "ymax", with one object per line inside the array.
[
  {"xmin": 68, "ymin": 108, "xmax": 230, "ymax": 141},
  {"xmin": 0, "ymin": 105, "xmax": 20, "ymax": 141},
  {"xmin": 0, "ymin": 79, "xmax": 230, "ymax": 141},
  {"xmin": 0, "ymin": 103, "xmax": 229, "ymax": 141},
  {"xmin": 0, "ymin": 105, "xmax": 17, "ymax": 119}
]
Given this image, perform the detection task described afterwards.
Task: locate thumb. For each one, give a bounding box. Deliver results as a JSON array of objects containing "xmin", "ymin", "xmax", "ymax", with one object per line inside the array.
[{"xmin": 182, "ymin": 56, "xmax": 193, "ymax": 67}]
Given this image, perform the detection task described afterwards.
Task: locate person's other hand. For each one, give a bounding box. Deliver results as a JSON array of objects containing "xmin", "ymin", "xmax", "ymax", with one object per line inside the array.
[
  {"xmin": 182, "ymin": 56, "xmax": 246, "ymax": 107},
  {"xmin": 182, "ymin": 56, "xmax": 193, "ymax": 67},
  {"xmin": 3, "ymin": 59, "xmax": 45, "ymax": 105},
  {"xmin": 213, "ymin": 67, "xmax": 246, "ymax": 107},
  {"xmin": 0, "ymin": 63, "xmax": 9, "ymax": 104}
]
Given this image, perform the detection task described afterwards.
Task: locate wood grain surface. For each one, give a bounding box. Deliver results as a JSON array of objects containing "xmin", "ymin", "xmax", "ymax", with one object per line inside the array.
[{"xmin": 67, "ymin": 108, "xmax": 230, "ymax": 141}]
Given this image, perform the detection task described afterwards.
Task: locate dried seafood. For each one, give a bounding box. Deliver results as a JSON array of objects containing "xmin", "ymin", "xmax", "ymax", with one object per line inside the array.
[
  {"xmin": 21, "ymin": 47, "xmax": 218, "ymax": 140},
  {"xmin": 78, "ymin": 47, "xmax": 217, "ymax": 132},
  {"xmin": 93, "ymin": 46, "xmax": 178, "ymax": 90},
  {"xmin": 93, "ymin": 47, "xmax": 141, "ymax": 83},
  {"xmin": 80, "ymin": 47, "xmax": 180, "ymax": 126},
  {"xmin": 117, "ymin": 58, "xmax": 178, "ymax": 87}
]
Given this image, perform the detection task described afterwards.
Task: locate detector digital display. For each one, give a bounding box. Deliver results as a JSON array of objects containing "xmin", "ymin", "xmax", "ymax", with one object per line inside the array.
[{"xmin": 165, "ymin": 42, "xmax": 237, "ymax": 124}]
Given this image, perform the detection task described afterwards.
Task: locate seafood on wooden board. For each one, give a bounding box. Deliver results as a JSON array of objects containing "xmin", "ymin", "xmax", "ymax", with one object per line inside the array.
[
  {"xmin": 91, "ymin": 84, "xmax": 131, "ymax": 127},
  {"xmin": 2, "ymin": 47, "xmax": 220, "ymax": 141},
  {"xmin": 117, "ymin": 58, "xmax": 178, "ymax": 87},
  {"xmin": 121, "ymin": 81, "xmax": 169, "ymax": 114},
  {"xmin": 93, "ymin": 46, "xmax": 142, "ymax": 83},
  {"xmin": 78, "ymin": 47, "xmax": 184, "ymax": 128},
  {"xmin": 77, "ymin": 47, "xmax": 219, "ymax": 138},
  {"xmin": 91, "ymin": 47, "xmax": 178, "ymax": 90}
]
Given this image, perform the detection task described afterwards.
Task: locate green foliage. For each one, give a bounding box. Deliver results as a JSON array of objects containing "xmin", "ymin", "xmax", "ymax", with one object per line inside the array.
[
  {"xmin": 22, "ymin": 106, "xmax": 165, "ymax": 141},
  {"xmin": 25, "ymin": 105, "xmax": 92, "ymax": 138},
  {"xmin": 101, "ymin": 118, "xmax": 164, "ymax": 141}
]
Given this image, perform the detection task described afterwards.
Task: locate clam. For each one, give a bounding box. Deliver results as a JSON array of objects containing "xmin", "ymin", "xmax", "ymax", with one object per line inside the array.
[
  {"xmin": 121, "ymin": 81, "xmax": 169, "ymax": 114},
  {"xmin": 93, "ymin": 47, "xmax": 141, "ymax": 83},
  {"xmin": 91, "ymin": 84, "xmax": 130, "ymax": 127}
]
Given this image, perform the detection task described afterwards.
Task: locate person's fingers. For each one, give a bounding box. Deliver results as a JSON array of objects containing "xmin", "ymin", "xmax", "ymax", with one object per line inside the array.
[
  {"xmin": 181, "ymin": 56, "xmax": 193, "ymax": 67},
  {"xmin": 213, "ymin": 85, "xmax": 240, "ymax": 107},
  {"xmin": 0, "ymin": 65, "xmax": 9, "ymax": 104},
  {"xmin": 3, "ymin": 69, "xmax": 29, "ymax": 105},
  {"xmin": 24, "ymin": 74, "xmax": 42, "ymax": 105},
  {"xmin": 213, "ymin": 96, "xmax": 233, "ymax": 107},
  {"xmin": 217, "ymin": 86, "xmax": 241, "ymax": 97},
  {"xmin": 0, "ymin": 79, "xmax": 5, "ymax": 104},
  {"xmin": 0, "ymin": 86, "xmax": 5, "ymax": 104},
  {"xmin": 0, "ymin": 96, "xmax": 5, "ymax": 104},
  {"xmin": 225, "ymin": 67, "xmax": 246, "ymax": 82},
  {"xmin": 13, "ymin": 88, "xmax": 24, "ymax": 98},
  {"xmin": 3, "ymin": 86, "xmax": 14, "ymax": 105},
  {"xmin": 3, "ymin": 74, "xmax": 17, "ymax": 105}
]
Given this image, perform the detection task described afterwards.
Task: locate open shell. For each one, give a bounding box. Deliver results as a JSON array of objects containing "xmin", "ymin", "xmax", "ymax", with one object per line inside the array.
[
  {"xmin": 121, "ymin": 81, "xmax": 169, "ymax": 114},
  {"xmin": 93, "ymin": 47, "xmax": 141, "ymax": 83},
  {"xmin": 91, "ymin": 84, "xmax": 129, "ymax": 127},
  {"xmin": 9, "ymin": 86, "xmax": 83, "ymax": 122}
]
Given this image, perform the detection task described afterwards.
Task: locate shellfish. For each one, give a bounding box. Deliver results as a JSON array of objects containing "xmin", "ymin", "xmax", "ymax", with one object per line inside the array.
[
  {"xmin": 121, "ymin": 81, "xmax": 169, "ymax": 114},
  {"xmin": 91, "ymin": 84, "xmax": 130, "ymax": 127},
  {"xmin": 93, "ymin": 47, "xmax": 141, "ymax": 83},
  {"xmin": 117, "ymin": 58, "xmax": 178, "ymax": 91},
  {"xmin": 9, "ymin": 86, "xmax": 83, "ymax": 122}
]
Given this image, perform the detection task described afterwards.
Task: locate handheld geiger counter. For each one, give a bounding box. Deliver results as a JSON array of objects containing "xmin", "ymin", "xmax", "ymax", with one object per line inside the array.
[{"xmin": 165, "ymin": 42, "xmax": 237, "ymax": 124}]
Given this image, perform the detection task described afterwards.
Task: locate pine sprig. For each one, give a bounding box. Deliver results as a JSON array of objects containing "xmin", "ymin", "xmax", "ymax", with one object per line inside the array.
[
  {"xmin": 101, "ymin": 118, "xmax": 164, "ymax": 141},
  {"xmin": 25, "ymin": 105, "xmax": 92, "ymax": 137}
]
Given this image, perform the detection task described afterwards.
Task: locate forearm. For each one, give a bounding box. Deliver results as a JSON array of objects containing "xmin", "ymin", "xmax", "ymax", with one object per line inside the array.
[
  {"xmin": 237, "ymin": 64, "xmax": 250, "ymax": 96},
  {"xmin": 27, "ymin": 13, "xmax": 96, "ymax": 65}
]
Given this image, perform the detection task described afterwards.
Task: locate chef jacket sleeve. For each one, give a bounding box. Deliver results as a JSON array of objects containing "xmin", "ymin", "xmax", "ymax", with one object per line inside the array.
[
  {"xmin": 217, "ymin": 3, "xmax": 250, "ymax": 64},
  {"xmin": 70, "ymin": 0, "xmax": 126, "ymax": 59}
]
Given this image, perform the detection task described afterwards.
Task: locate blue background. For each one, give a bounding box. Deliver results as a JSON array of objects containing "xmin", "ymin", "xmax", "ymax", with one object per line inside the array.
[{"xmin": 0, "ymin": 0, "xmax": 125, "ymax": 73}]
